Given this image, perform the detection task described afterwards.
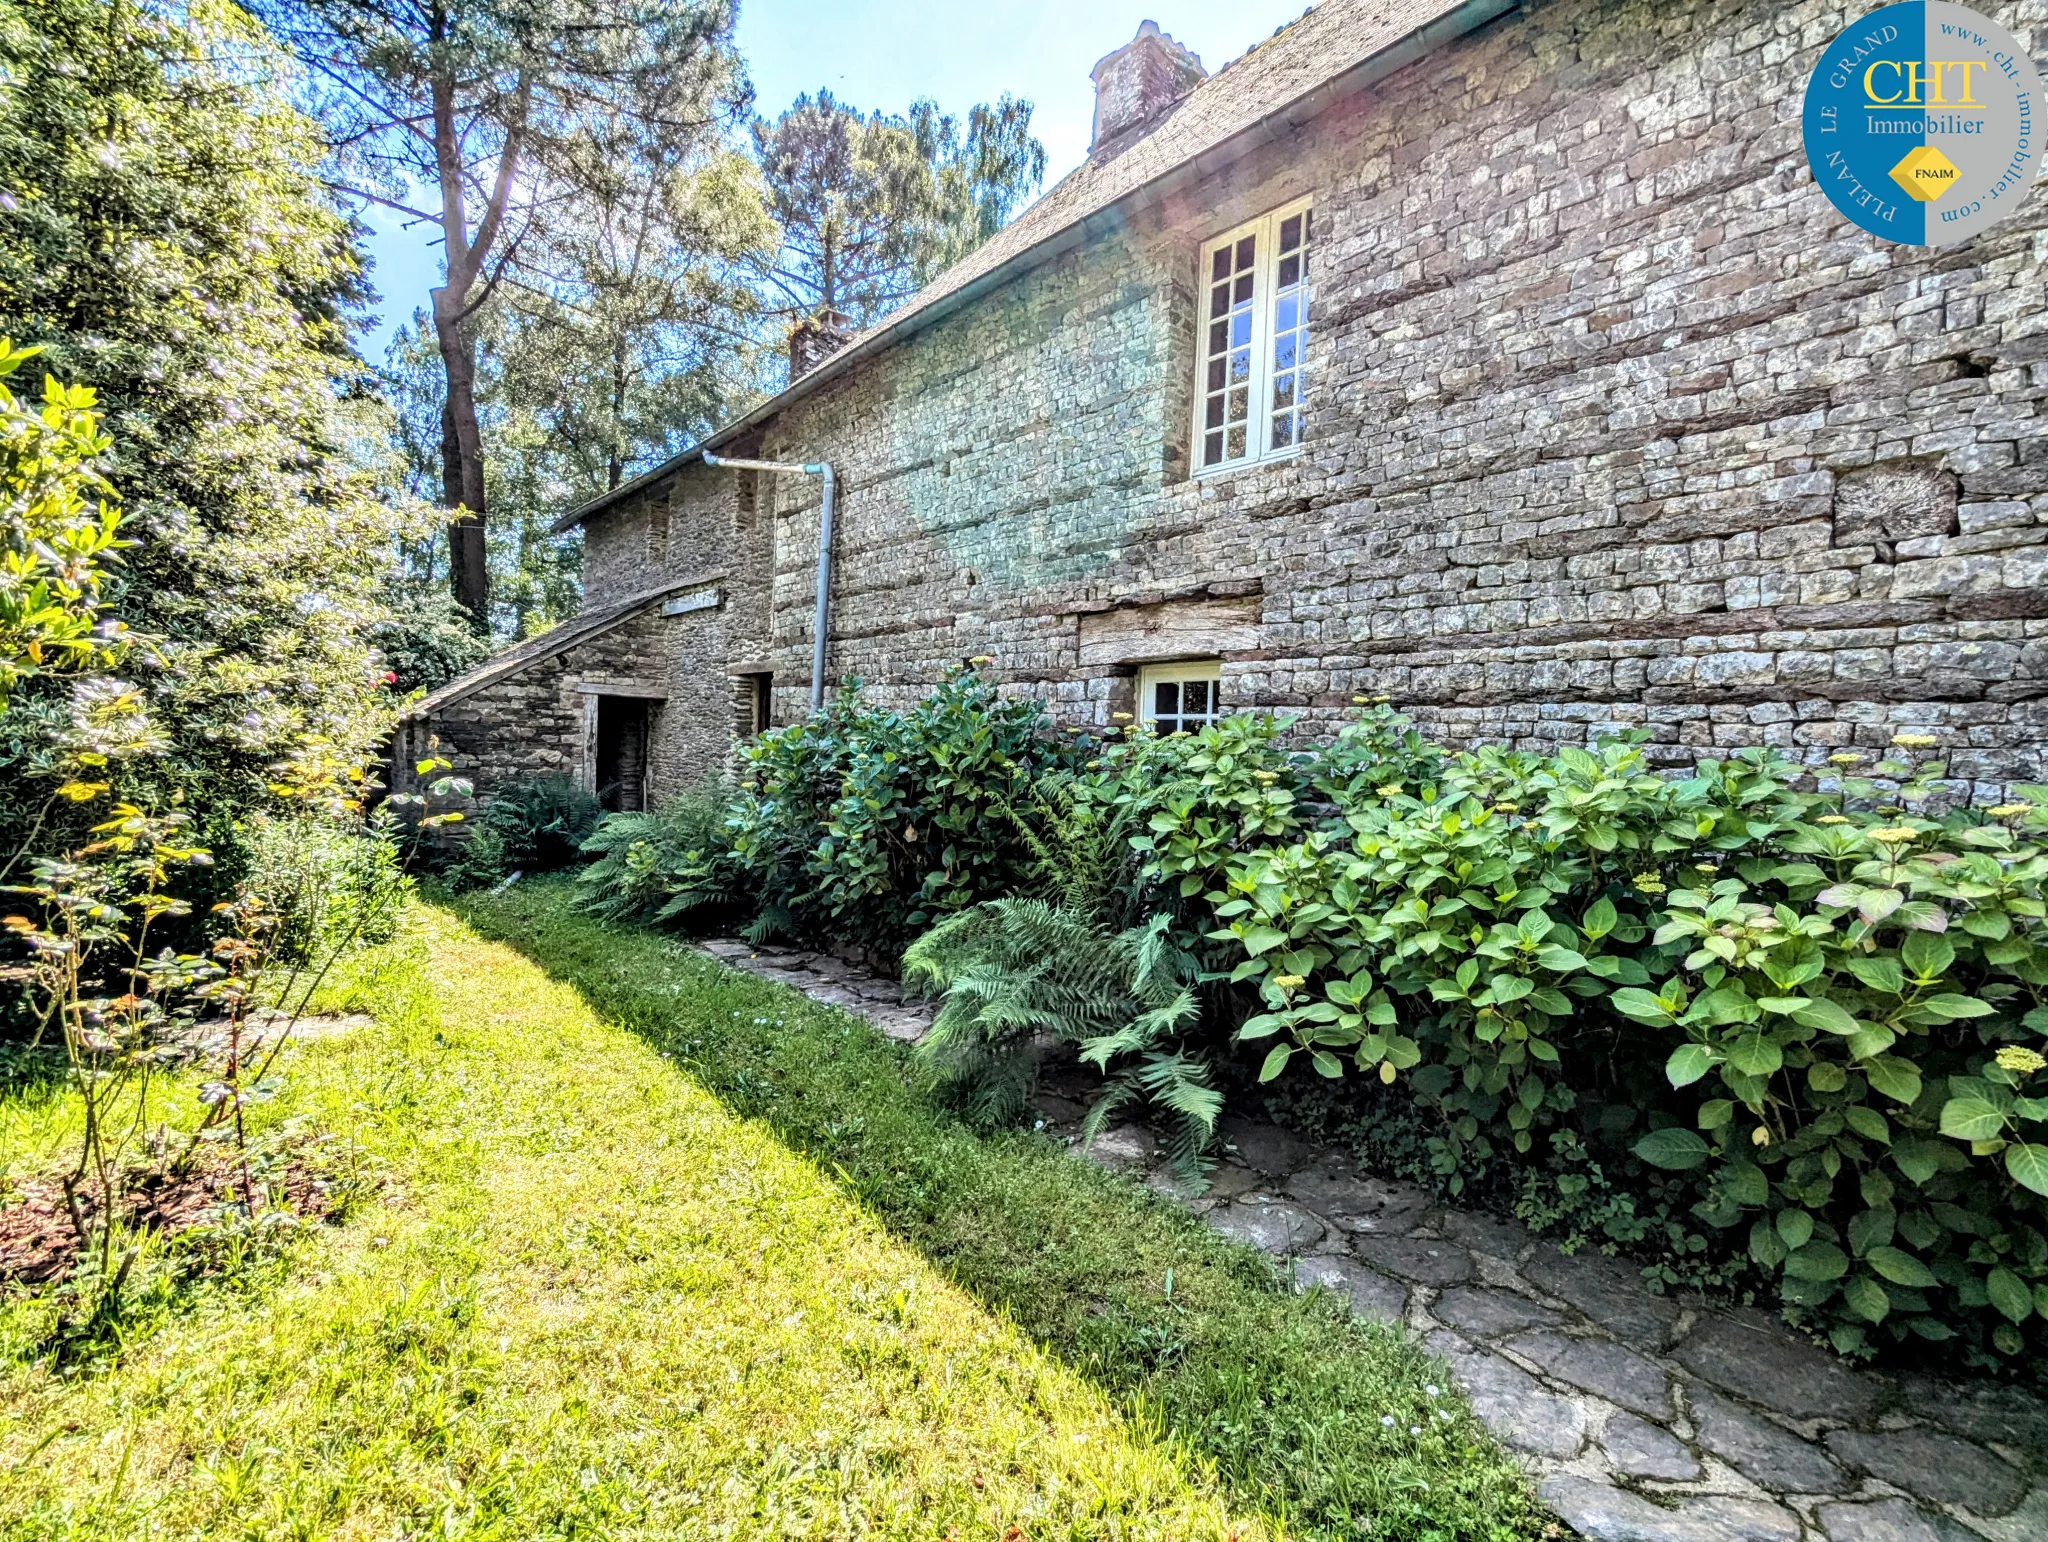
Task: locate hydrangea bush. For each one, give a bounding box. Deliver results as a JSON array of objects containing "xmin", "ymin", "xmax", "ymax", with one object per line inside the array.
[{"xmin": 1197, "ymin": 721, "xmax": 2048, "ymax": 1366}]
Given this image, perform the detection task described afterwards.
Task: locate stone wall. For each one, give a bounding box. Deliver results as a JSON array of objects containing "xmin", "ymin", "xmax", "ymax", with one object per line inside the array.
[
  {"xmin": 398, "ymin": 587, "xmax": 740, "ymax": 811},
  {"xmin": 575, "ymin": 0, "xmax": 2048, "ymax": 806}
]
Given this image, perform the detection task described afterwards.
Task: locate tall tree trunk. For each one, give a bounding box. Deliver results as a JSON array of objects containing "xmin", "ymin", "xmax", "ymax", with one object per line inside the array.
[
  {"xmin": 426, "ymin": 34, "xmax": 529, "ymax": 629},
  {"xmin": 434, "ymin": 289, "xmax": 489, "ymax": 622}
]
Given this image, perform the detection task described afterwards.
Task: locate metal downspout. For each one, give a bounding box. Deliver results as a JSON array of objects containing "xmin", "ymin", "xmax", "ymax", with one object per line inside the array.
[{"xmin": 700, "ymin": 451, "xmax": 837, "ymax": 713}]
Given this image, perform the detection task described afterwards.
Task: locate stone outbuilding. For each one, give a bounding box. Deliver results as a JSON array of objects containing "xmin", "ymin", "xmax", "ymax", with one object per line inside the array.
[{"xmin": 398, "ymin": 0, "xmax": 2048, "ymax": 814}]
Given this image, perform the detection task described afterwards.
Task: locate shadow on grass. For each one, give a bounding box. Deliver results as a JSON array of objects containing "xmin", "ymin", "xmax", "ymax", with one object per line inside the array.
[{"xmin": 451, "ymin": 881, "xmax": 1546, "ymax": 1542}]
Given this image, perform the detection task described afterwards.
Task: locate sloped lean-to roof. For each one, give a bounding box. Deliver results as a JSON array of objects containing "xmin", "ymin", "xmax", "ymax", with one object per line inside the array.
[
  {"xmin": 552, "ymin": 0, "xmax": 1517, "ymax": 534},
  {"xmin": 399, "ymin": 571, "xmax": 722, "ymax": 720}
]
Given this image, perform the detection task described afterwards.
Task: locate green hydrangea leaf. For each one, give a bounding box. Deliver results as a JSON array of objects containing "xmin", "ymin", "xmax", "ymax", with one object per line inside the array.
[
  {"xmin": 1868, "ymin": 1245, "xmax": 1939, "ymax": 1288},
  {"xmin": 1794, "ymin": 998, "xmax": 1861, "ymax": 1036},
  {"xmin": 1940, "ymin": 1096, "xmax": 2007, "ymax": 1142},
  {"xmin": 1633, "ymin": 1127, "xmax": 1710, "ymax": 1171},
  {"xmin": 1666, "ymin": 1043, "xmax": 1714, "ymax": 1088},
  {"xmin": 1726, "ymin": 1033, "xmax": 1783, "ymax": 1077},
  {"xmin": 1987, "ymin": 1266, "xmax": 2034, "ymax": 1325},
  {"xmin": 1865, "ymin": 1056, "xmax": 1923, "ymax": 1105},
  {"xmin": 1843, "ymin": 1275, "xmax": 1891, "ymax": 1323},
  {"xmin": 1784, "ymin": 1240, "xmax": 1849, "ymax": 1281},
  {"xmin": 2005, "ymin": 1142, "xmax": 2048, "ymax": 1197}
]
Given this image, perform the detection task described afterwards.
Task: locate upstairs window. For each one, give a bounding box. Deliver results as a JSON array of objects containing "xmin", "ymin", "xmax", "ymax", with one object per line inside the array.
[
  {"xmin": 1194, "ymin": 199, "xmax": 1313, "ymax": 472},
  {"xmin": 1139, "ymin": 661, "xmax": 1224, "ymax": 736}
]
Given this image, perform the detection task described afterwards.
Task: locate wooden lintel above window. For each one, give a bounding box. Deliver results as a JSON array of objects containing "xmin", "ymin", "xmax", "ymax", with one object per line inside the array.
[{"xmin": 1077, "ymin": 594, "xmax": 1263, "ymax": 669}]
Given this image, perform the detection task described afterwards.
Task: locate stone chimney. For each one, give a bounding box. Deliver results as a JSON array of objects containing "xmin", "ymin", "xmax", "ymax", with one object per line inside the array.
[
  {"xmin": 788, "ymin": 307, "xmax": 850, "ymax": 384},
  {"xmin": 1090, "ymin": 21, "xmax": 1206, "ymax": 158}
]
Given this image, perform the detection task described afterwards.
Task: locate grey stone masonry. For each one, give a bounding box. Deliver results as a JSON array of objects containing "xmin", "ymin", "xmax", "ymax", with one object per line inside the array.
[
  {"xmin": 533, "ymin": 0, "xmax": 2048, "ymax": 814},
  {"xmin": 706, "ymin": 934, "xmax": 2048, "ymax": 1542}
]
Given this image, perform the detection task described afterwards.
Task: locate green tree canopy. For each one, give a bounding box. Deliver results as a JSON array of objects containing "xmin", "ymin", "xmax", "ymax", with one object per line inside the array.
[
  {"xmin": 0, "ymin": 0, "xmax": 431, "ymax": 855},
  {"xmin": 753, "ymin": 90, "xmax": 1047, "ymax": 332},
  {"xmin": 252, "ymin": 0, "xmax": 752, "ymax": 621}
]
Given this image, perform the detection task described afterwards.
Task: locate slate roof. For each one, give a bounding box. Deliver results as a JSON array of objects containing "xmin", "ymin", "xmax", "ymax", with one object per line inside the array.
[
  {"xmin": 553, "ymin": 0, "xmax": 1514, "ymax": 533},
  {"xmin": 400, "ymin": 570, "xmax": 721, "ymax": 719}
]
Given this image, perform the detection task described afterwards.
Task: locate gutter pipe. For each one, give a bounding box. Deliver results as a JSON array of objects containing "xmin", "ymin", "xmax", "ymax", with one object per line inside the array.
[{"xmin": 700, "ymin": 451, "xmax": 837, "ymax": 714}]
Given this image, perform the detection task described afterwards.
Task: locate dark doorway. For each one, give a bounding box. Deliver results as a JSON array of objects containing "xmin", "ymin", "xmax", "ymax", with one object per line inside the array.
[{"xmin": 594, "ymin": 696, "xmax": 653, "ymax": 812}]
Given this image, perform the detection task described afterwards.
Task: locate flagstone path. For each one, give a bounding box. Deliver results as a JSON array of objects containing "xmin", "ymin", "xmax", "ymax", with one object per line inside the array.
[{"xmin": 698, "ymin": 938, "xmax": 2048, "ymax": 1542}]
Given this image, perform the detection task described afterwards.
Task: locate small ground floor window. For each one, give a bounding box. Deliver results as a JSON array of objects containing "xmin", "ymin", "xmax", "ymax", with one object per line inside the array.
[{"xmin": 1138, "ymin": 661, "xmax": 1223, "ymax": 736}]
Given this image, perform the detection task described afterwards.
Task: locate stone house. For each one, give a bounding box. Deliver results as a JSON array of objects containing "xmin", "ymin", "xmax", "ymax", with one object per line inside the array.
[{"xmin": 398, "ymin": 0, "xmax": 2048, "ymax": 815}]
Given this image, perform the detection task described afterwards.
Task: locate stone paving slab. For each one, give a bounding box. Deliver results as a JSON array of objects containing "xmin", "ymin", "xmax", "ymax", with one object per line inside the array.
[{"xmin": 697, "ymin": 936, "xmax": 2048, "ymax": 1542}]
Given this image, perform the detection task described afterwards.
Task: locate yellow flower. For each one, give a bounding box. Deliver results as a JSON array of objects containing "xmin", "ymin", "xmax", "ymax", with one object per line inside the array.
[
  {"xmin": 1633, "ymin": 874, "xmax": 1667, "ymax": 894},
  {"xmin": 1693, "ymin": 863, "xmax": 1717, "ymax": 874},
  {"xmin": 1377, "ymin": 783, "xmax": 1403, "ymax": 798},
  {"xmin": 1988, "ymin": 803, "xmax": 2033, "ymax": 819},
  {"xmin": 968, "ymin": 655, "xmax": 995, "ymax": 665},
  {"xmin": 1828, "ymin": 753, "xmax": 1862, "ymax": 767},
  {"xmin": 1493, "ymin": 801, "xmax": 1520, "ymax": 813},
  {"xmin": 1867, "ymin": 826, "xmax": 1920, "ymax": 843},
  {"xmin": 1352, "ymin": 695, "xmax": 1370, "ymax": 705},
  {"xmin": 1253, "ymin": 770, "xmax": 1279, "ymax": 783},
  {"xmin": 1996, "ymin": 1046, "xmax": 2047, "ymax": 1076},
  {"xmin": 1374, "ymin": 694, "xmax": 1392, "ymax": 704},
  {"xmin": 1891, "ymin": 733, "xmax": 1939, "ymax": 749},
  {"xmin": 1272, "ymin": 974, "xmax": 1306, "ymax": 990},
  {"xmin": 1817, "ymin": 815, "xmax": 1852, "ymax": 825},
  {"xmin": 1111, "ymin": 712, "xmax": 1133, "ymax": 722}
]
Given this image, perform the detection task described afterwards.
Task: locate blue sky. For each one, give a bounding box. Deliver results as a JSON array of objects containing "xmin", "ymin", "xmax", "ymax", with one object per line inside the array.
[{"xmin": 354, "ymin": 0, "xmax": 1315, "ymax": 356}]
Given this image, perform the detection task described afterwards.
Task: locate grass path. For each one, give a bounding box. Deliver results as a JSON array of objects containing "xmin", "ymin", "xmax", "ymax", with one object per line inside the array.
[{"xmin": 0, "ymin": 894, "xmax": 1542, "ymax": 1539}]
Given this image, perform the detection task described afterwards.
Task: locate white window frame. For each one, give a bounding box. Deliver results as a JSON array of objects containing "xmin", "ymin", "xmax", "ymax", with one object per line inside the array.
[
  {"xmin": 1137, "ymin": 661, "xmax": 1225, "ymax": 736},
  {"xmin": 1191, "ymin": 196, "xmax": 1313, "ymax": 476}
]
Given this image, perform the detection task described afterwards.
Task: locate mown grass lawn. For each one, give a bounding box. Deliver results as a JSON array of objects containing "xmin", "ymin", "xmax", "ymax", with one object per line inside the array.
[{"xmin": 0, "ymin": 889, "xmax": 1544, "ymax": 1540}]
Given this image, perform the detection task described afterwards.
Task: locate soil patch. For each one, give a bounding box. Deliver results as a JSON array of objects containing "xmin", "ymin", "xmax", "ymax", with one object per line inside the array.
[{"xmin": 0, "ymin": 1149, "xmax": 343, "ymax": 1286}]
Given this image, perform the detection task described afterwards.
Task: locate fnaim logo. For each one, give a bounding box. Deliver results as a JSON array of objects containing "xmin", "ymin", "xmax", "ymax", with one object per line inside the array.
[{"xmin": 1803, "ymin": 1, "xmax": 2043, "ymax": 246}]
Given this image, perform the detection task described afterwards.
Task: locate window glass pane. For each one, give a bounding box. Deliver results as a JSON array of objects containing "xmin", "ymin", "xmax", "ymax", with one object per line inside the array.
[
  {"xmin": 1268, "ymin": 203, "xmax": 1312, "ymax": 455},
  {"xmin": 1144, "ymin": 669, "xmax": 1221, "ymax": 733},
  {"xmin": 1199, "ymin": 227, "xmax": 1258, "ymax": 467}
]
